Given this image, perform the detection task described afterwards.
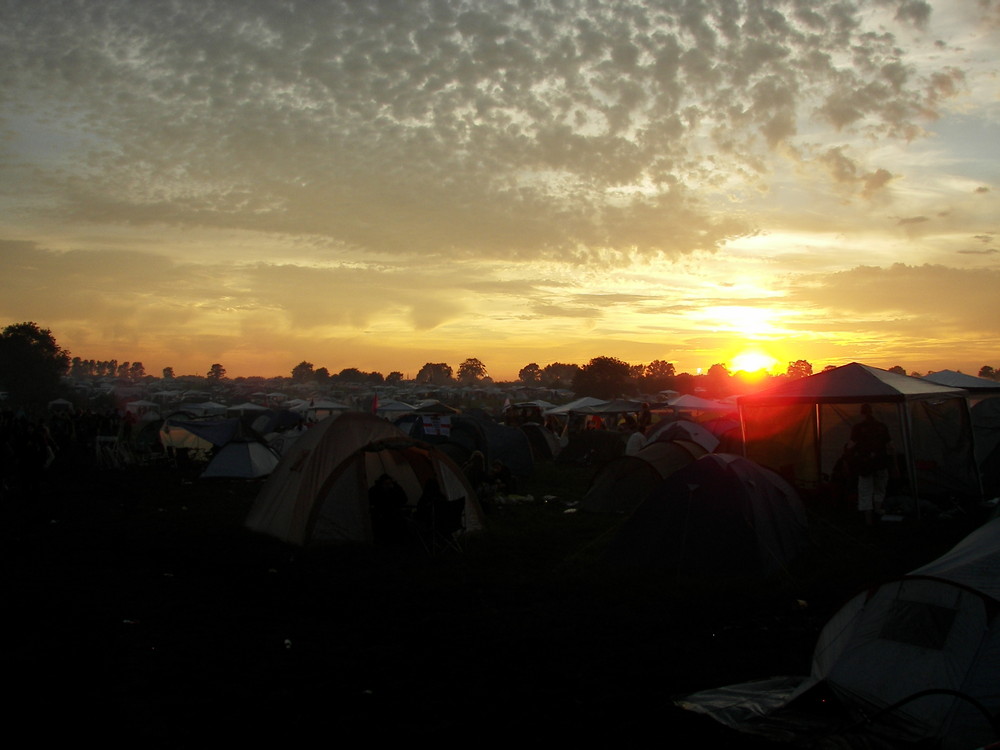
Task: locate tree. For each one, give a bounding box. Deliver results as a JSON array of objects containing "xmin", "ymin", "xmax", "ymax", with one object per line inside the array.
[
  {"xmin": 572, "ymin": 356, "xmax": 632, "ymax": 399},
  {"xmin": 291, "ymin": 361, "xmax": 314, "ymax": 383},
  {"xmin": 386, "ymin": 371, "xmax": 404, "ymax": 385},
  {"xmin": 457, "ymin": 357, "xmax": 488, "ymax": 384},
  {"xmin": 129, "ymin": 362, "xmax": 145, "ymax": 380},
  {"xmin": 643, "ymin": 359, "xmax": 676, "ymax": 391},
  {"xmin": 0, "ymin": 322, "xmax": 71, "ymax": 405},
  {"xmin": 786, "ymin": 360, "xmax": 813, "ymax": 379},
  {"xmin": 314, "ymin": 367, "xmax": 330, "ymax": 384},
  {"xmin": 415, "ymin": 362, "xmax": 453, "ymax": 385},
  {"xmin": 887, "ymin": 365, "xmax": 906, "ymax": 376},
  {"xmin": 703, "ymin": 363, "xmax": 733, "ymax": 398},
  {"xmin": 162, "ymin": 366, "xmax": 175, "ymax": 380},
  {"xmin": 518, "ymin": 363, "xmax": 541, "ymax": 384},
  {"xmin": 980, "ymin": 365, "xmax": 997, "ymax": 381},
  {"xmin": 336, "ymin": 368, "xmax": 367, "ymax": 383},
  {"xmin": 540, "ymin": 362, "xmax": 580, "ymax": 388},
  {"xmin": 207, "ymin": 363, "xmax": 226, "ymax": 381}
]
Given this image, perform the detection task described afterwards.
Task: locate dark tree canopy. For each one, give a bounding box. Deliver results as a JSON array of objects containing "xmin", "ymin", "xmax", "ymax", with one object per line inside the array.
[
  {"xmin": 206, "ymin": 363, "xmax": 226, "ymax": 381},
  {"xmin": 291, "ymin": 361, "xmax": 315, "ymax": 383},
  {"xmin": 0, "ymin": 322, "xmax": 71, "ymax": 406},
  {"xmin": 786, "ymin": 360, "xmax": 813, "ymax": 379},
  {"xmin": 518, "ymin": 363, "xmax": 541, "ymax": 384},
  {"xmin": 643, "ymin": 359, "xmax": 676, "ymax": 391},
  {"xmin": 457, "ymin": 357, "xmax": 488, "ymax": 384},
  {"xmin": 572, "ymin": 356, "xmax": 633, "ymax": 399},
  {"xmin": 541, "ymin": 362, "xmax": 580, "ymax": 388},
  {"xmin": 416, "ymin": 362, "xmax": 454, "ymax": 385}
]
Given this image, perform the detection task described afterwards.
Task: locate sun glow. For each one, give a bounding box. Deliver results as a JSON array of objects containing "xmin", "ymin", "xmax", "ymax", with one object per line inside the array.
[{"xmin": 730, "ymin": 350, "xmax": 779, "ymax": 375}]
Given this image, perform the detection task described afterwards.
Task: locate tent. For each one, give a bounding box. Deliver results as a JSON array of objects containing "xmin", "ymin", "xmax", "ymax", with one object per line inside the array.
[
  {"xmin": 644, "ymin": 418, "xmax": 720, "ymax": 452},
  {"xmin": 922, "ymin": 370, "xmax": 1000, "ymax": 402},
  {"xmin": 580, "ymin": 439, "xmax": 706, "ymax": 514},
  {"xmin": 738, "ymin": 362, "xmax": 980, "ymax": 503},
  {"xmin": 246, "ymin": 412, "xmax": 485, "ymax": 546},
  {"xmin": 606, "ymin": 453, "xmax": 809, "ymax": 576},
  {"xmin": 679, "ymin": 517, "xmax": 1000, "ymax": 749},
  {"xmin": 202, "ymin": 440, "xmax": 280, "ymax": 479}
]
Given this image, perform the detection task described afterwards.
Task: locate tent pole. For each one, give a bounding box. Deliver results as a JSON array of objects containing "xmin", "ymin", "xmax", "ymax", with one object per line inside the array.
[
  {"xmin": 899, "ymin": 401, "xmax": 919, "ymax": 520},
  {"xmin": 814, "ymin": 402, "xmax": 822, "ymax": 488}
]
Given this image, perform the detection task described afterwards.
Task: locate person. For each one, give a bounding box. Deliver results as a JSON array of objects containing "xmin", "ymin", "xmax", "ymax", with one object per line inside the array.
[
  {"xmin": 847, "ymin": 404, "xmax": 893, "ymax": 524},
  {"xmin": 625, "ymin": 420, "xmax": 646, "ymax": 456},
  {"xmin": 637, "ymin": 402, "xmax": 652, "ymax": 433},
  {"xmin": 368, "ymin": 473, "xmax": 409, "ymax": 545}
]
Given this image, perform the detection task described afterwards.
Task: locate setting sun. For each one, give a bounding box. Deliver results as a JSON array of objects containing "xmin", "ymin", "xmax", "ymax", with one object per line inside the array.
[{"xmin": 730, "ymin": 350, "xmax": 779, "ymax": 375}]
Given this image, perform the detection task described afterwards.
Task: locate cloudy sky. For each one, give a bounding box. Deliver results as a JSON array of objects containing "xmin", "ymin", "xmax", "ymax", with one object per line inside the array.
[{"xmin": 2, "ymin": 0, "xmax": 998, "ymax": 380}]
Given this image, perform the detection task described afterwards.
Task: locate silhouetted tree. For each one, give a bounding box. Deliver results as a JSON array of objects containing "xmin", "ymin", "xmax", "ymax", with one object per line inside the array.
[
  {"xmin": 386, "ymin": 371, "xmax": 404, "ymax": 385},
  {"xmin": 206, "ymin": 363, "xmax": 226, "ymax": 381},
  {"xmin": 572, "ymin": 356, "xmax": 632, "ymax": 399},
  {"xmin": 643, "ymin": 359, "xmax": 676, "ymax": 391},
  {"xmin": 540, "ymin": 362, "xmax": 580, "ymax": 388},
  {"xmin": 887, "ymin": 365, "xmax": 906, "ymax": 376},
  {"xmin": 0, "ymin": 322, "xmax": 71, "ymax": 406},
  {"xmin": 704, "ymin": 363, "xmax": 733, "ymax": 398},
  {"xmin": 518, "ymin": 363, "xmax": 541, "ymax": 384},
  {"xmin": 786, "ymin": 360, "xmax": 813, "ymax": 379},
  {"xmin": 979, "ymin": 365, "xmax": 997, "ymax": 380},
  {"xmin": 162, "ymin": 366, "xmax": 175, "ymax": 380},
  {"xmin": 129, "ymin": 362, "xmax": 145, "ymax": 380},
  {"xmin": 415, "ymin": 362, "xmax": 453, "ymax": 385},
  {"xmin": 458, "ymin": 357, "xmax": 488, "ymax": 384},
  {"xmin": 291, "ymin": 361, "xmax": 314, "ymax": 383},
  {"xmin": 336, "ymin": 368, "xmax": 368, "ymax": 383},
  {"xmin": 314, "ymin": 367, "xmax": 330, "ymax": 384}
]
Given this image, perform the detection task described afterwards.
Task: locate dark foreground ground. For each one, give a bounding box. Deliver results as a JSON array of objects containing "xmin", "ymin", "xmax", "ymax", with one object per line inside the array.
[{"xmin": 3, "ymin": 460, "xmax": 988, "ymax": 747}]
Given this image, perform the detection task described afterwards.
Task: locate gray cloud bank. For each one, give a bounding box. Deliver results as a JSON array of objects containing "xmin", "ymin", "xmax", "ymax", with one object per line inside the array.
[{"xmin": 1, "ymin": 0, "xmax": 971, "ymax": 263}]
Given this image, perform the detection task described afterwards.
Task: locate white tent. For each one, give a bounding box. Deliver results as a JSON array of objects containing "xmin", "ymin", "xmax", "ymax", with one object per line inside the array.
[
  {"xmin": 738, "ymin": 362, "xmax": 980, "ymax": 501},
  {"xmin": 679, "ymin": 518, "xmax": 1000, "ymax": 748},
  {"xmin": 246, "ymin": 412, "xmax": 485, "ymax": 546}
]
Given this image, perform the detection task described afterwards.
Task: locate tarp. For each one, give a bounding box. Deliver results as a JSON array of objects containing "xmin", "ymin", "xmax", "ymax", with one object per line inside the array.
[{"xmin": 679, "ymin": 518, "xmax": 1000, "ymax": 749}]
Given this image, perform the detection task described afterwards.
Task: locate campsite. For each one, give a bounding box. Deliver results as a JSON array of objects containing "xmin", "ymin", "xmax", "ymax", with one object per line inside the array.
[
  {"xmin": 3, "ymin": 364, "xmax": 999, "ymax": 746},
  {"xmin": 5, "ymin": 437, "xmax": 994, "ymax": 745}
]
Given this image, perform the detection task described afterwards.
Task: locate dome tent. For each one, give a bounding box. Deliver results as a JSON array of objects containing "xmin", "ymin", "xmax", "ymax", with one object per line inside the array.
[
  {"xmin": 246, "ymin": 412, "xmax": 484, "ymax": 546},
  {"xmin": 606, "ymin": 453, "xmax": 809, "ymax": 577},
  {"xmin": 678, "ymin": 518, "xmax": 1000, "ymax": 749}
]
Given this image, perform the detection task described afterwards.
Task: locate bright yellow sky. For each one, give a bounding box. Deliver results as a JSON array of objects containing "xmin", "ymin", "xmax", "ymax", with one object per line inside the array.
[{"xmin": 2, "ymin": 1, "xmax": 998, "ymax": 381}]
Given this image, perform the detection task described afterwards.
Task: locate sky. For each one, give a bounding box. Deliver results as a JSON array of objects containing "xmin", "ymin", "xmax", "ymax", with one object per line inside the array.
[{"xmin": 1, "ymin": 0, "xmax": 998, "ymax": 381}]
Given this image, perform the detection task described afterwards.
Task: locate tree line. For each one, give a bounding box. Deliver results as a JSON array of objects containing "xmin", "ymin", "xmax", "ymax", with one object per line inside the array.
[{"xmin": 2, "ymin": 321, "xmax": 998, "ymax": 407}]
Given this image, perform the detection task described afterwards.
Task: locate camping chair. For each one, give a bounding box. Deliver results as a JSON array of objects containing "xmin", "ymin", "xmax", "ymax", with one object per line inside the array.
[{"xmin": 415, "ymin": 496, "xmax": 467, "ymax": 556}]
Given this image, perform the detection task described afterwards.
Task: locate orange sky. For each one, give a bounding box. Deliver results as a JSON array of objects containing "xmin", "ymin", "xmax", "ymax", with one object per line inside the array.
[{"xmin": 2, "ymin": 1, "xmax": 998, "ymax": 381}]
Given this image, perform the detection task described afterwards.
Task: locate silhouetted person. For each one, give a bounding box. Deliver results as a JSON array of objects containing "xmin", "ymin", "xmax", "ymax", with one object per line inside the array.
[
  {"xmin": 368, "ymin": 473, "xmax": 409, "ymax": 545},
  {"xmin": 848, "ymin": 404, "xmax": 893, "ymax": 525}
]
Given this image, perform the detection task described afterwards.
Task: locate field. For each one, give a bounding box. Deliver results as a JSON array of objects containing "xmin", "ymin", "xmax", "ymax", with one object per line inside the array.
[{"xmin": 4, "ymin": 458, "xmax": 986, "ymax": 746}]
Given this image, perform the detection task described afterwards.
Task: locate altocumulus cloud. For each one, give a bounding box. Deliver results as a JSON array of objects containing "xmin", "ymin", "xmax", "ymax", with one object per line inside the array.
[{"xmin": 0, "ymin": 0, "xmax": 968, "ymax": 264}]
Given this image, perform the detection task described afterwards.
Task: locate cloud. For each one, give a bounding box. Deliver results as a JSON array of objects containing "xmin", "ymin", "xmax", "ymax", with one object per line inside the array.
[
  {"xmin": 784, "ymin": 262, "xmax": 1000, "ymax": 336},
  {"xmin": 1, "ymin": 0, "xmax": 971, "ymax": 264}
]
